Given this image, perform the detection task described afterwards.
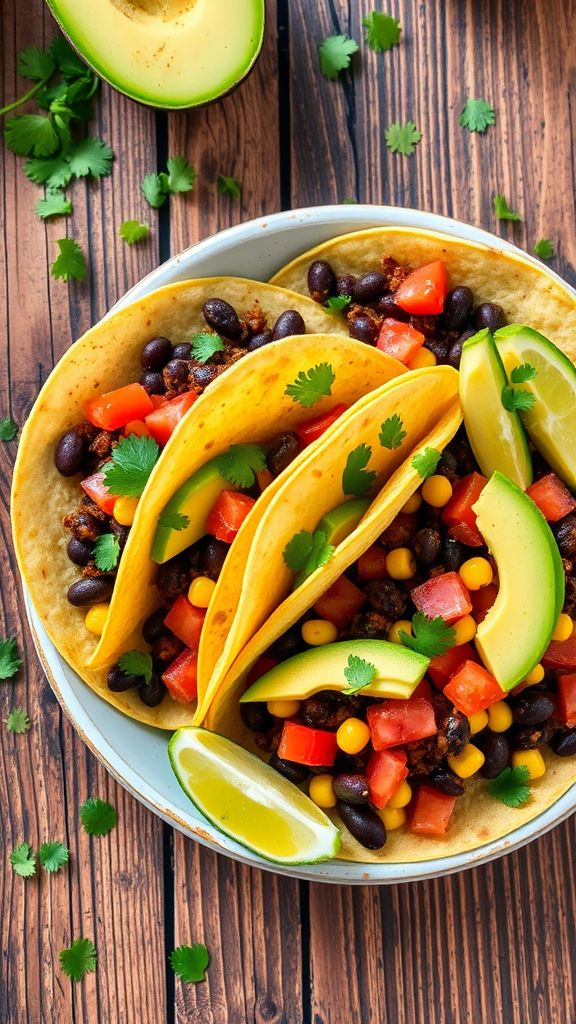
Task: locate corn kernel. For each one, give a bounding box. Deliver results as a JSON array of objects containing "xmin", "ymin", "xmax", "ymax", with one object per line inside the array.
[
  {"xmin": 386, "ymin": 547, "xmax": 417, "ymax": 580},
  {"xmin": 84, "ymin": 602, "xmax": 110, "ymax": 636},
  {"xmin": 407, "ymin": 347, "xmax": 437, "ymax": 370},
  {"xmin": 380, "ymin": 807, "xmax": 407, "ymax": 830},
  {"xmin": 336, "ymin": 717, "xmax": 371, "ymax": 754},
  {"xmin": 453, "ymin": 614, "xmax": 477, "ymax": 645},
  {"xmin": 309, "ymin": 774, "xmax": 337, "ymax": 809},
  {"xmin": 188, "ymin": 575, "xmax": 217, "ymax": 608},
  {"xmin": 512, "ymin": 748, "xmax": 546, "ymax": 780},
  {"xmin": 468, "ymin": 709, "xmax": 489, "ymax": 736},
  {"xmin": 402, "ymin": 491, "xmax": 423, "ymax": 514},
  {"xmin": 487, "ymin": 700, "xmax": 513, "ymax": 733},
  {"xmin": 421, "ymin": 474, "xmax": 453, "ymax": 508},
  {"xmin": 459, "ymin": 557, "xmax": 494, "ymax": 591},
  {"xmin": 523, "ymin": 662, "xmax": 545, "ymax": 685},
  {"xmin": 301, "ymin": 619, "xmax": 338, "ymax": 646},
  {"xmin": 112, "ymin": 496, "xmax": 139, "ymax": 526},
  {"xmin": 448, "ymin": 743, "xmax": 485, "ymax": 779},
  {"xmin": 388, "ymin": 780, "xmax": 412, "ymax": 809},
  {"xmin": 388, "ymin": 619, "xmax": 413, "ymax": 644},
  {"xmin": 266, "ymin": 699, "xmax": 300, "ymax": 719},
  {"xmin": 552, "ymin": 613, "xmax": 574, "ymax": 642}
]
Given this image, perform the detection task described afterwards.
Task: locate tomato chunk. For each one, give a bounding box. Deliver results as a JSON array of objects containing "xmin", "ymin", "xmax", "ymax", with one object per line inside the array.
[
  {"xmin": 313, "ymin": 575, "xmax": 366, "ymax": 630},
  {"xmin": 205, "ymin": 490, "xmax": 255, "ymax": 544},
  {"xmin": 81, "ymin": 469, "xmax": 117, "ymax": 515},
  {"xmin": 278, "ymin": 721, "xmax": 338, "ymax": 767},
  {"xmin": 411, "ymin": 572, "xmax": 472, "ymax": 624},
  {"xmin": 527, "ymin": 473, "xmax": 576, "ymax": 523},
  {"xmin": 163, "ymin": 596, "xmax": 206, "ymax": 651},
  {"xmin": 124, "ymin": 419, "xmax": 152, "ymax": 438},
  {"xmin": 428, "ymin": 643, "xmax": 477, "ymax": 690},
  {"xmin": 412, "ymin": 679, "xmax": 434, "ymax": 701},
  {"xmin": 543, "ymin": 633, "xmax": 576, "ymax": 670},
  {"xmin": 367, "ymin": 698, "xmax": 437, "ymax": 750},
  {"xmin": 410, "ymin": 785, "xmax": 457, "ymax": 835},
  {"xmin": 162, "ymin": 648, "xmax": 198, "ymax": 703},
  {"xmin": 365, "ymin": 749, "xmax": 408, "ymax": 809},
  {"xmin": 295, "ymin": 404, "xmax": 348, "ymax": 446},
  {"xmin": 376, "ymin": 319, "xmax": 425, "ymax": 364},
  {"xmin": 442, "ymin": 472, "xmax": 488, "ymax": 547},
  {"xmin": 357, "ymin": 545, "xmax": 389, "ymax": 581},
  {"xmin": 394, "ymin": 261, "xmax": 449, "ymax": 316},
  {"xmin": 557, "ymin": 673, "xmax": 576, "ymax": 727},
  {"xmin": 443, "ymin": 660, "xmax": 503, "ymax": 716},
  {"xmin": 145, "ymin": 391, "xmax": 198, "ymax": 446},
  {"xmin": 85, "ymin": 382, "xmax": 153, "ymax": 432}
]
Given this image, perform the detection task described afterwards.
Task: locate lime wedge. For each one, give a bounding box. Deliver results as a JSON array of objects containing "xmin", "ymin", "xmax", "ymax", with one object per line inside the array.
[
  {"xmin": 168, "ymin": 727, "xmax": 341, "ymax": 865},
  {"xmin": 459, "ymin": 329, "xmax": 532, "ymax": 489},
  {"xmin": 495, "ymin": 325, "xmax": 576, "ymax": 489}
]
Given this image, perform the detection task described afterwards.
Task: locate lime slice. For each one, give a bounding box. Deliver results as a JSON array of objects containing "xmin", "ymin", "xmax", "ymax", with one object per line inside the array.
[
  {"xmin": 495, "ymin": 325, "xmax": 576, "ymax": 489},
  {"xmin": 459, "ymin": 328, "xmax": 532, "ymax": 489},
  {"xmin": 168, "ymin": 727, "xmax": 341, "ymax": 865}
]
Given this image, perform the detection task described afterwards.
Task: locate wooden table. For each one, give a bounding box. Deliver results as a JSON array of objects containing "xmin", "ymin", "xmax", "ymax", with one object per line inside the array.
[{"xmin": 2, "ymin": 1, "xmax": 576, "ymax": 1021}]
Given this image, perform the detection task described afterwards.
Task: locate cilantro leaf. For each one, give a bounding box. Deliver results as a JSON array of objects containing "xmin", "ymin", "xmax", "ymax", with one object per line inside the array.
[
  {"xmin": 24, "ymin": 156, "xmax": 72, "ymax": 189},
  {"xmin": 0, "ymin": 637, "xmax": 22, "ymax": 680},
  {"xmin": 4, "ymin": 114, "xmax": 60, "ymax": 157},
  {"xmin": 118, "ymin": 650, "xmax": 153, "ymax": 684},
  {"xmin": 79, "ymin": 797, "xmax": 117, "ymax": 837},
  {"xmin": 458, "ymin": 98, "xmax": 495, "ymax": 133},
  {"xmin": 400, "ymin": 613, "xmax": 455, "ymax": 658},
  {"xmin": 35, "ymin": 189, "xmax": 72, "ymax": 220},
  {"xmin": 167, "ymin": 156, "xmax": 196, "ymax": 193},
  {"xmin": 215, "ymin": 444, "xmax": 267, "ymax": 488},
  {"xmin": 158, "ymin": 510, "xmax": 190, "ymax": 531},
  {"xmin": 0, "ymin": 417, "xmax": 18, "ymax": 441},
  {"xmin": 67, "ymin": 137, "xmax": 114, "ymax": 178},
  {"xmin": 18, "ymin": 46, "xmax": 56, "ymax": 82},
  {"xmin": 170, "ymin": 944, "xmax": 209, "ymax": 984},
  {"xmin": 379, "ymin": 414, "xmax": 407, "ymax": 450},
  {"xmin": 362, "ymin": 12, "xmax": 401, "ymax": 52},
  {"xmin": 283, "ymin": 529, "xmax": 335, "ymax": 585},
  {"xmin": 93, "ymin": 533, "xmax": 120, "ymax": 572},
  {"xmin": 5, "ymin": 708, "xmax": 31, "ymax": 734},
  {"xmin": 50, "ymin": 38, "xmax": 87, "ymax": 79},
  {"xmin": 191, "ymin": 332, "xmax": 225, "ymax": 363},
  {"xmin": 119, "ymin": 220, "xmax": 150, "ymax": 245},
  {"xmin": 318, "ymin": 34, "xmax": 359, "ymax": 79},
  {"xmin": 385, "ymin": 121, "xmax": 422, "ymax": 156},
  {"xmin": 285, "ymin": 363, "xmax": 336, "ymax": 408},
  {"xmin": 510, "ymin": 363, "xmax": 537, "ymax": 384},
  {"xmin": 51, "ymin": 238, "xmax": 87, "ymax": 282},
  {"xmin": 535, "ymin": 238, "xmax": 554, "ymax": 260},
  {"xmin": 342, "ymin": 444, "xmax": 377, "ymax": 498},
  {"xmin": 488, "ymin": 765, "xmax": 531, "ymax": 808},
  {"xmin": 141, "ymin": 172, "xmax": 169, "ymax": 209},
  {"xmin": 494, "ymin": 194, "xmax": 521, "ymax": 222},
  {"xmin": 38, "ymin": 841, "xmax": 69, "ymax": 873},
  {"xmin": 217, "ymin": 174, "xmax": 242, "ymax": 200},
  {"xmin": 59, "ymin": 938, "xmax": 97, "ymax": 982},
  {"xmin": 411, "ymin": 447, "xmax": 442, "ymax": 479},
  {"xmin": 10, "ymin": 842, "xmax": 36, "ymax": 878},
  {"xmin": 501, "ymin": 384, "xmax": 536, "ymax": 413},
  {"xmin": 102, "ymin": 434, "xmax": 159, "ymax": 497},
  {"xmin": 343, "ymin": 655, "xmax": 377, "ymax": 694},
  {"xmin": 325, "ymin": 295, "xmax": 351, "ymax": 312}
]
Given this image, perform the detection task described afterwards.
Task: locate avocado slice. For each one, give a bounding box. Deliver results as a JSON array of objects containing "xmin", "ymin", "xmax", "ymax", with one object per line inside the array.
[
  {"xmin": 317, "ymin": 498, "xmax": 371, "ymax": 546},
  {"xmin": 240, "ymin": 640, "xmax": 429, "ymax": 703},
  {"xmin": 152, "ymin": 460, "xmax": 229, "ymax": 564},
  {"xmin": 459, "ymin": 329, "xmax": 533, "ymax": 489},
  {"xmin": 46, "ymin": 0, "xmax": 265, "ymax": 109},
  {"xmin": 472, "ymin": 472, "xmax": 564, "ymax": 690}
]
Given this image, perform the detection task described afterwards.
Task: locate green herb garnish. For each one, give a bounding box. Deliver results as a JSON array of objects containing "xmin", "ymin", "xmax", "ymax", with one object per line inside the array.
[
  {"xmin": 325, "ymin": 295, "xmax": 351, "ymax": 312},
  {"xmin": 38, "ymin": 841, "xmax": 69, "ymax": 873},
  {"xmin": 102, "ymin": 434, "xmax": 160, "ymax": 498},
  {"xmin": 283, "ymin": 529, "xmax": 335, "ymax": 585},
  {"xmin": 318, "ymin": 34, "xmax": 359, "ymax": 79},
  {"xmin": 214, "ymin": 444, "xmax": 267, "ymax": 488},
  {"xmin": 385, "ymin": 121, "xmax": 422, "ymax": 156},
  {"xmin": 458, "ymin": 98, "xmax": 495, "ymax": 133},
  {"xmin": 411, "ymin": 447, "xmax": 442, "ymax": 479},
  {"xmin": 35, "ymin": 189, "xmax": 72, "ymax": 219},
  {"xmin": 10, "ymin": 842, "xmax": 36, "ymax": 878},
  {"xmin": 59, "ymin": 938, "xmax": 97, "ymax": 981},
  {"xmin": 501, "ymin": 384, "xmax": 536, "ymax": 413},
  {"xmin": 362, "ymin": 11, "xmax": 401, "ymax": 52},
  {"xmin": 191, "ymin": 332, "xmax": 225, "ymax": 363},
  {"xmin": 158, "ymin": 510, "xmax": 190, "ymax": 531},
  {"xmin": 487, "ymin": 765, "xmax": 531, "ymax": 808},
  {"xmin": 79, "ymin": 797, "xmax": 117, "ymax": 838},
  {"xmin": 67, "ymin": 137, "xmax": 113, "ymax": 177},
  {"xmin": 118, "ymin": 650, "xmax": 153, "ymax": 685},
  {"xmin": 342, "ymin": 444, "xmax": 377, "ymax": 498},
  {"xmin": 493, "ymin": 193, "xmax": 521, "ymax": 222},
  {"xmin": 534, "ymin": 238, "xmax": 554, "ymax": 260},
  {"xmin": 119, "ymin": 220, "xmax": 150, "ymax": 245},
  {"xmin": 0, "ymin": 637, "xmax": 22, "ymax": 680},
  {"xmin": 285, "ymin": 363, "xmax": 335, "ymax": 408},
  {"xmin": 510, "ymin": 363, "xmax": 537, "ymax": 384},
  {"xmin": 170, "ymin": 944, "xmax": 210, "ymax": 984},
  {"xmin": 400, "ymin": 613, "xmax": 455, "ymax": 658},
  {"xmin": 141, "ymin": 155, "xmax": 196, "ymax": 208},
  {"xmin": 5, "ymin": 708, "xmax": 31, "ymax": 734},
  {"xmin": 51, "ymin": 238, "xmax": 87, "ymax": 282},
  {"xmin": 217, "ymin": 174, "xmax": 242, "ymax": 200},
  {"xmin": 92, "ymin": 533, "xmax": 120, "ymax": 572},
  {"xmin": 343, "ymin": 655, "xmax": 377, "ymax": 694},
  {"xmin": 141, "ymin": 172, "xmax": 168, "ymax": 209},
  {"xmin": 0, "ymin": 417, "xmax": 18, "ymax": 441},
  {"xmin": 379, "ymin": 414, "xmax": 407, "ymax": 450}
]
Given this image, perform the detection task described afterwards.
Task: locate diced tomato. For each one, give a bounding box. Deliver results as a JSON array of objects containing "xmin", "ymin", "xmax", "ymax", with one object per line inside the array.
[
  {"xmin": 428, "ymin": 643, "xmax": 477, "ymax": 690},
  {"xmin": 357, "ymin": 545, "xmax": 389, "ymax": 581},
  {"xmin": 205, "ymin": 490, "xmax": 256, "ymax": 544},
  {"xmin": 442, "ymin": 472, "xmax": 488, "ymax": 548},
  {"xmin": 394, "ymin": 261, "xmax": 449, "ymax": 316},
  {"xmin": 278, "ymin": 721, "xmax": 338, "ymax": 767},
  {"xmin": 295, "ymin": 403, "xmax": 348, "ymax": 446},
  {"xmin": 411, "ymin": 572, "xmax": 472, "ymax": 624},
  {"xmin": 365, "ymin": 749, "xmax": 408, "ymax": 809},
  {"xmin": 163, "ymin": 596, "xmax": 205, "ymax": 651},
  {"xmin": 313, "ymin": 575, "xmax": 366, "ymax": 630},
  {"xmin": 85, "ymin": 382, "xmax": 153, "ymax": 432},
  {"xmin": 557, "ymin": 673, "xmax": 576, "ymax": 727},
  {"xmin": 410, "ymin": 785, "xmax": 457, "ymax": 836},
  {"xmin": 149, "ymin": 394, "xmax": 168, "ymax": 409},
  {"xmin": 145, "ymin": 391, "xmax": 198, "ymax": 446},
  {"xmin": 124, "ymin": 419, "xmax": 152, "ymax": 438},
  {"xmin": 376, "ymin": 318, "xmax": 425, "ymax": 364},
  {"xmin": 81, "ymin": 469, "xmax": 117, "ymax": 515},
  {"xmin": 527, "ymin": 473, "xmax": 576, "ymax": 523},
  {"xmin": 471, "ymin": 582, "xmax": 498, "ymax": 616},
  {"xmin": 256, "ymin": 468, "xmax": 274, "ymax": 493},
  {"xmin": 412, "ymin": 679, "xmax": 434, "ymax": 701},
  {"xmin": 543, "ymin": 633, "xmax": 576, "ymax": 670},
  {"xmin": 443, "ymin": 660, "xmax": 504, "ymax": 716},
  {"xmin": 161, "ymin": 648, "xmax": 198, "ymax": 703},
  {"xmin": 246, "ymin": 656, "xmax": 279, "ymax": 686},
  {"xmin": 367, "ymin": 698, "xmax": 437, "ymax": 750}
]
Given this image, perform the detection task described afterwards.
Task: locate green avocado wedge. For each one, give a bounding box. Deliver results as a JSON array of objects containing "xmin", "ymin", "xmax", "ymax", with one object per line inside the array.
[
  {"xmin": 240, "ymin": 640, "xmax": 429, "ymax": 703},
  {"xmin": 169, "ymin": 727, "xmax": 341, "ymax": 865},
  {"xmin": 473, "ymin": 472, "xmax": 564, "ymax": 690},
  {"xmin": 459, "ymin": 329, "xmax": 533, "ymax": 490},
  {"xmin": 495, "ymin": 324, "xmax": 576, "ymax": 490},
  {"xmin": 152, "ymin": 460, "xmax": 229, "ymax": 564},
  {"xmin": 317, "ymin": 498, "xmax": 371, "ymax": 546}
]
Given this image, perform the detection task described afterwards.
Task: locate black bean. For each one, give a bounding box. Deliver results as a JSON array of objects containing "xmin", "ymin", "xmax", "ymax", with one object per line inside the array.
[
  {"xmin": 190, "ymin": 364, "xmax": 218, "ymax": 390},
  {"xmin": 240, "ymin": 702, "xmax": 274, "ymax": 733},
  {"xmin": 67, "ymin": 537, "xmax": 93, "ymax": 567},
  {"xmin": 54, "ymin": 431, "xmax": 85, "ymax": 476},
  {"xmin": 425, "ymin": 336, "xmax": 450, "ymax": 362},
  {"xmin": 439, "ymin": 709, "xmax": 471, "ymax": 755},
  {"xmin": 307, "ymin": 260, "xmax": 336, "ymax": 304},
  {"xmin": 336, "ymin": 274, "xmax": 356, "ymax": 298},
  {"xmin": 478, "ymin": 731, "xmax": 510, "ymax": 778},
  {"xmin": 551, "ymin": 729, "xmax": 576, "ymax": 757},
  {"xmin": 107, "ymin": 666, "xmax": 139, "ymax": 692},
  {"xmin": 365, "ymin": 580, "xmax": 408, "ymax": 618},
  {"xmin": 267, "ymin": 432, "xmax": 301, "ymax": 477},
  {"xmin": 272, "ymin": 310, "xmax": 306, "ymax": 341},
  {"xmin": 110, "ymin": 520, "xmax": 130, "ymax": 550},
  {"xmin": 200, "ymin": 539, "xmax": 229, "ymax": 580},
  {"xmin": 140, "ymin": 371, "xmax": 165, "ymax": 395},
  {"xmin": 332, "ymin": 773, "xmax": 370, "ymax": 805},
  {"xmin": 67, "ymin": 577, "xmax": 114, "ymax": 606},
  {"xmin": 554, "ymin": 515, "xmax": 576, "ymax": 559},
  {"xmin": 512, "ymin": 692, "xmax": 555, "ymax": 725},
  {"xmin": 163, "ymin": 358, "xmax": 189, "ymax": 392},
  {"xmin": 429, "ymin": 764, "xmax": 466, "ymax": 796},
  {"xmin": 443, "ymin": 536, "xmax": 464, "ymax": 572},
  {"xmin": 247, "ymin": 330, "xmax": 273, "ymax": 352},
  {"xmin": 442, "ymin": 287, "xmax": 474, "ymax": 331},
  {"xmin": 413, "ymin": 528, "xmax": 442, "ymax": 566},
  {"xmin": 273, "ymin": 629, "xmax": 305, "ymax": 661},
  {"xmin": 348, "ymin": 312, "xmax": 378, "ymax": 344},
  {"xmin": 142, "ymin": 608, "xmax": 167, "ymax": 645},
  {"xmin": 375, "ymin": 294, "xmax": 410, "ymax": 321},
  {"xmin": 337, "ymin": 801, "xmax": 386, "ymax": 850},
  {"xmin": 138, "ymin": 674, "xmax": 166, "ymax": 707},
  {"xmin": 353, "ymin": 271, "xmax": 388, "ymax": 304},
  {"xmin": 437, "ymin": 450, "xmax": 460, "ymax": 484},
  {"xmin": 511, "ymin": 723, "xmax": 555, "ymax": 749},
  {"xmin": 473, "ymin": 302, "xmax": 506, "ymax": 332},
  {"xmin": 447, "ymin": 328, "xmax": 475, "ymax": 369},
  {"xmin": 202, "ymin": 298, "xmax": 242, "ymax": 339},
  {"xmin": 172, "ymin": 342, "xmax": 192, "ymax": 360},
  {"xmin": 141, "ymin": 336, "xmax": 173, "ymax": 371},
  {"xmin": 269, "ymin": 752, "xmax": 310, "ymax": 784}
]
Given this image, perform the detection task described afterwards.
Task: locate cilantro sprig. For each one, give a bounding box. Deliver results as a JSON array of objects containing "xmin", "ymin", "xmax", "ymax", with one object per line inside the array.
[
  {"xmin": 494, "ymin": 194, "xmax": 521, "ymax": 222},
  {"xmin": 319, "ymin": 34, "xmax": 359, "ymax": 79},
  {"xmin": 0, "ymin": 417, "xmax": 19, "ymax": 441},
  {"xmin": 215, "ymin": 444, "xmax": 267, "ymax": 488},
  {"xmin": 102, "ymin": 435, "xmax": 160, "ymax": 497},
  {"xmin": 119, "ymin": 220, "xmax": 150, "ymax": 245},
  {"xmin": 363, "ymin": 12, "xmax": 401, "ymax": 52},
  {"xmin": 325, "ymin": 295, "xmax": 351, "ymax": 313},
  {"xmin": 343, "ymin": 655, "xmax": 377, "ymax": 694},
  {"xmin": 400, "ymin": 613, "xmax": 455, "ymax": 658},
  {"xmin": 191, "ymin": 332, "xmax": 225, "ymax": 363},
  {"xmin": 217, "ymin": 175, "xmax": 241, "ymax": 200},
  {"xmin": 458, "ymin": 98, "xmax": 495, "ymax": 134},
  {"xmin": 141, "ymin": 156, "xmax": 196, "ymax": 209},
  {"xmin": 0, "ymin": 637, "xmax": 22, "ymax": 680},
  {"xmin": 93, "ymin": 533, "xmax": 120, "ymax": 572},
  {"xmin": 170, "ymin": 943, "xmax": 210, "ymax": 984},
  {"xmin": 118, "ymin": 650, "xmax": 153, "ymax": 685},
  {"xmin": 59, "ymin": 938, "xmax": 97, "ymax": 982},
  {"xmin": 487, "ymin": 765, "xmax": 531, "ymax": 808},
  {"xmin": 79, "ymin": 797, "xmax": 117, "ymax": 837},
  {"xmin": 411, "ymin": 447, "xmax": 442, "ymax": 480},
  {"xmin": 510, "ymin": 363, "xmax": 537, "ymax": 384},
  {"xmin": 38, "ymin": 841, "xmax": 69, "ymax": 873},
  {"xmin": 385, "ymin": 121, "xmax": 422, "ymax": 156},
  {"xmin": 5, "ymin": 708, "xmax": 31, "ymax": 734},
  {"xmin": 342, "ymin": 444, "xmax": 377, "ymax": 498},
  {"xmin": 501, "ymin": 384, "xmax": 536, "ymax": 413},
  {"xmin": 158, "ymin": 510, "xmax": 190, "ymax": 531},
  {"xmin": 285, "ymin": 363, "xmax": 335, "ymax": 408},
  {"xmin": 283, "ymin": 530, "xmax": 335, "ymax": 586},
  {"xmin": 534, "ymin": 238, "xmax": 554, "ymax": 260},
  {"xmin": 10, "ymin": 842, "xmax": 36, "ymax": 878},
  {"xmin": 379, "ymin": 414, "xmax": 406, "ymax": 450},
  {"xmin": 51, "ymin": 238, "xmax": 87, "ymax": 282},
  {"xmin": 35, "ymin": 189, "xmax": 72, "ymax": 220}
]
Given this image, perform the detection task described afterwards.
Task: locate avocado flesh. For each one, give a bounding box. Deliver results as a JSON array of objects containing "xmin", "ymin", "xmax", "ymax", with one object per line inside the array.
[
  {"xmin": 473, "ymin": 472, "xmax": 563, "ymax": 690},
  {"xmin": 152, "ymin": 460, "xmax": 229, "ymax": 564},
  {"xmin": 317, "ymin": 498, "xmax": 371, "ymax": 546},
  {"xmin": 240, "ymin": 640, "xmax": 429, "ymax": 703},
  {"xmin": 46, "ymin": 0, "xmax": 265, "ymax": 108}
]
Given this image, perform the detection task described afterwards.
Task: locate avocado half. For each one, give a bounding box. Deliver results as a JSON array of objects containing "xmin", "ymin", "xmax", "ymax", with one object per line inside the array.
[{"xmin": 45, "ymin": 0, "xmax": 266, "ymax": 109}]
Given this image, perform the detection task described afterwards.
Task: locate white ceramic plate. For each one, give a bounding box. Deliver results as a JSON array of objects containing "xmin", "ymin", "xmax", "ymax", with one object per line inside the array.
[{"xmin": 25, "ymin": 205, "xmax": 576, "ymax": 884}]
